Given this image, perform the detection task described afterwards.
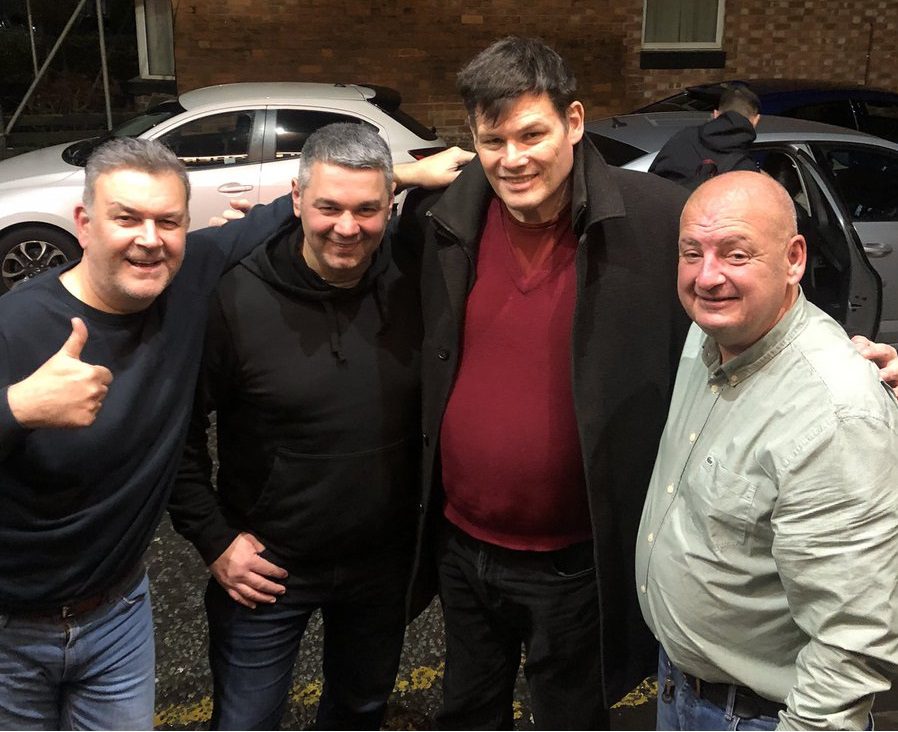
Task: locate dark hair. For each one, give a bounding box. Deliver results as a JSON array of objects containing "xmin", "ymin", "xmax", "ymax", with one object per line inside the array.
[
  {"xmin": 718, "ymin": 84, "xmax": 761, "ymax": 119},
  {"xmin": 456, "ymin": 36, "xmax": 577, "ymax": 127},
  {"xmin": 83, "ymin": 137, "xmax": 190, "ymax": 209},
  {"xmin": 297, "ymin": 122, "xmax": 392, "ymax": 193}
]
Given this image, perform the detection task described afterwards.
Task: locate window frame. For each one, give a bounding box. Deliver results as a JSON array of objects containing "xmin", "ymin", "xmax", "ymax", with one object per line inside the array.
[{"xmin": 642, "ymin": 0, "xmax": 726, "ymax": 51}]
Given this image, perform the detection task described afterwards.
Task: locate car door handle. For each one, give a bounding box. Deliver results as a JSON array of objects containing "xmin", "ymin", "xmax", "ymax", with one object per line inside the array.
[
  {"xmin": 863, "ymin": 242, "xmax": 894, "ymax": 258},
  {"xmin": 217, "ymin": 183, "xmax": 254, "ymax": 194}
]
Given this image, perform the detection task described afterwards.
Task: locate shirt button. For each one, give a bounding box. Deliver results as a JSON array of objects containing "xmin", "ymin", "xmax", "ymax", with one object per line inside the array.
[
  {"xmin": 647, "ymin": 533, "xmax": 654, "ymax": 543},
  {"xmin": 437, "ymin": 349, "xmax": 450, "ymax": 361},
  {"xmin": 667, "ymin": 484, "xmax": 674, "ymax": 494},
  {"xmin": 689, "ymin": 432, "xmax": 697, "ymax": 443},
  {"xmin": 640, "ymin": 584, "xmax": 646, "ymax": 593},
  {"xmin": 710, "ymin": 384, "xmax": 719, "ymax": 395}
]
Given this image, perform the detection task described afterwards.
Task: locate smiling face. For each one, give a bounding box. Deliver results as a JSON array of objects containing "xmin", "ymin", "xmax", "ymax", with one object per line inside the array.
[
  {"xmin": 677, "ymin": 172, "xmax": 806, "ymax": 362},
  {"xmin": 69, "ymin": 168, "xmax": 189, "ymax": 314},
  {"xmin": 293, "ymin": 161, "xmax": 393, "ymax": 287},
  {"xmin": 472, "ymin": 92, "xmax": 584, "ymax": 225}
]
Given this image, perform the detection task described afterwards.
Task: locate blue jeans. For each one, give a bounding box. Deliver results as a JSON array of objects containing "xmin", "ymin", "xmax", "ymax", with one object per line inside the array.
[
  {"xmin": 0, "ymin": 572, "xmax": 155, "ymax": 730},
  {"xmin": 204, "ymin": 549, "xmax": 409, "ymax": 730},
  {"xmin": 435, "ymin": 522, "xmax": 608, "ymax": 730},
  {"xmin": 656, "ymin": 646, "xmax": 779, "ymax": 731}
]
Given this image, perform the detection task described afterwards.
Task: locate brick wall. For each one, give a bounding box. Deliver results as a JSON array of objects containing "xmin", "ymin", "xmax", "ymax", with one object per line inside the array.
[{"xmin": 172, "ymin": 0, "xmax": 898, "ymax": 146}]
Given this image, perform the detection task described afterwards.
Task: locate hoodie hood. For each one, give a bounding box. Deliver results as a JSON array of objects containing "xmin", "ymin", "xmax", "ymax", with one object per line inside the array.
[
  {"xmin": 698, "ymin": 110, "xmax": 757, "ymax": 153},
  {"xmin": 241, "ymin": 221, "xmax": 393, "ymax": 362}
]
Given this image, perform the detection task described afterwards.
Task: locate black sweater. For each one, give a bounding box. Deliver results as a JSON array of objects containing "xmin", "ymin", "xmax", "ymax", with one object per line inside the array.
[
  {"xmin": 169, "ymin": 222, "xmax": 422, "ymax": 568},
  {"xmin": 0, "ymin": 195, "xmax": 294, "ymax": 609}
]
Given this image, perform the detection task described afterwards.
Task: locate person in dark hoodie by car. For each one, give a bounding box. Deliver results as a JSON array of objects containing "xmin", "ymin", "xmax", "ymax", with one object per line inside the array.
[
  {"xmin": 649, "ymin": 84, "xmax": 761, "ymax": 190},
  {"xmin": 168, "ymin": 122, "xmax": 425, "ymax": 730}
]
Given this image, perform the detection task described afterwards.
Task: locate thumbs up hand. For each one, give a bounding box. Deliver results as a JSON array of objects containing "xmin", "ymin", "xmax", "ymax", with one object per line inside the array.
[{"xmin": 6, "ymin": 318, "xmax": 114, "ymax": 428}]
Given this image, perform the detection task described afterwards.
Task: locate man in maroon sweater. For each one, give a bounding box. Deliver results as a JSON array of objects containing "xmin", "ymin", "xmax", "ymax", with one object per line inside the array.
[{"xmin": 398, "ymin": 36, "xmax": 898, "ymax": 730}]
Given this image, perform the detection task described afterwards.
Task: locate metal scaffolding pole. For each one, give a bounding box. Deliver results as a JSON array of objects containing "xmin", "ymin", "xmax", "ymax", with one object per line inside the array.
[
  {"xmin": 95, "ymin": 0, "xmax": 113, "ymax": 130},
  {"xmin": 25, "ymin": 0, "xmax": 39, "ymax": 76},
  {"xmin": 3, "ymin": 0, "xmax": 91, "ymax": 136}
]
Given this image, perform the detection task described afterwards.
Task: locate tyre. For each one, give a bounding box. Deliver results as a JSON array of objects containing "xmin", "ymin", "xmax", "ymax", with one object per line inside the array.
[{"xmin": 0, "ymin": 226, "xmax": 82, "ymax": 295}]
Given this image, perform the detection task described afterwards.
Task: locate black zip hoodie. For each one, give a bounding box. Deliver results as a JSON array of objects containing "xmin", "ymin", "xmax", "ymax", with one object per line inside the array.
[
  {"xmin": 649, "ymin": 110, "xmax": 758, "ymax": 190},
  {"xmin": 169, "ymin": 220, "xmax": 422, "ymax": 568}
]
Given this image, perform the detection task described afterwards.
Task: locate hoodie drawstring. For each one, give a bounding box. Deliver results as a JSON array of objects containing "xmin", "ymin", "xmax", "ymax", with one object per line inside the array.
[{"xmin": 321, "ymin": 301, "xmax": 346, "ymax": 363}]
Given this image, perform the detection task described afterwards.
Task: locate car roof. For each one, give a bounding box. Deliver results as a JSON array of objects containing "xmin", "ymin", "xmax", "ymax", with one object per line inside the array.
[
  {"xmin": 688, "ymin": 78, "xmax": 898, "ymax": 96},
  {"xmin": 585, "ymin": 111, "xmax": 898, "ymax": 156},
  {"xmin": 177, "ymin": 82, "xmax": 376, "ymax": 110}
]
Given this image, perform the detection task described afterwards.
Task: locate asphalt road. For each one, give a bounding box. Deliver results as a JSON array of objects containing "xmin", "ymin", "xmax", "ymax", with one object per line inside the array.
[
  {"xmin": 147, "ymin": 513, "xmax": 897, "ymax": 731},
  {"xmin": 146, "ymin": 514, "xmax": 656, "ymax": 730}
]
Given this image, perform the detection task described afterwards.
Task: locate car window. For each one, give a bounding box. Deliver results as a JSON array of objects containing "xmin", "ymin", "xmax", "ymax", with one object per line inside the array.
[
  {"xmin": 272, "ymin": 109, "xmax": 375, "ymax": 161},
  {"xmin": 782, "ymin": 100, "xmax": 857, "ymax": 131},
  {"xmin": 158, "ymin": 110, "xmax": 257, "ymax": 169},
  {"xmin": 856, "ymin": 99, "xmax": 898, "ymax": 142},
  {"xmin": 813, "ymin": 144, "xmax": 898, "ymax": 223},
  {"xmin": 753, "ymin": 147, "xmax": 862, "ymax": 322}
]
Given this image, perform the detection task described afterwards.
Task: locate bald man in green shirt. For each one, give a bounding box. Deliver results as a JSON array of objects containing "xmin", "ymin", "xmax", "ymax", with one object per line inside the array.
[{"xmin": 637, "ymin": 171, "xmax": 898, "ymax": 731}]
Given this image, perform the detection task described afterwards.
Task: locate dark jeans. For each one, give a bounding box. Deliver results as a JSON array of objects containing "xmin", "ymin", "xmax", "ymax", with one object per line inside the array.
[
  {"xmin": 435, "ymin": 522, "xmax": 608, "ymax": 730},
  {"xmin": 204, "ymin": 549, "xmax": 409, "ymax": 730}
]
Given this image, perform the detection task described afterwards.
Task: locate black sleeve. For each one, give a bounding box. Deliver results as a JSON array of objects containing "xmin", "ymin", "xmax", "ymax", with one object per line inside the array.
[
  {"xmin": 186, "ymin": 193, "xmax": 296, "ymax": 291},
  {"xmin": 168, "ymin": 290, "xmax": 241, "ymax": 565}
]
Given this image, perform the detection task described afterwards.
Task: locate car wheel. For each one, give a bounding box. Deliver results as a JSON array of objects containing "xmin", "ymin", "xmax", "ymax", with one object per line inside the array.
[{"xmin": 0, "ymin": 226, "xmax": 81, "ymax": 294}]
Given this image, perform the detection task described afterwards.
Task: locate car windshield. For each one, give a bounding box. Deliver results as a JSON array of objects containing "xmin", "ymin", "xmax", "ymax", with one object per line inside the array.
[
  {"xmin": 61, "ymin": 100, "xmax": 186, "ymax": 167},
  {"xmin": 585, "ymin": 131, "xmax": 649, "ymax": 166}
]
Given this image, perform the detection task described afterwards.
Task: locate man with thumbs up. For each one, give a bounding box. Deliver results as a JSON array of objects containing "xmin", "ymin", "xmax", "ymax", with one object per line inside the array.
[{"xmin": 0, "ymin": 137, "xmax": 296, "ymax": 730}]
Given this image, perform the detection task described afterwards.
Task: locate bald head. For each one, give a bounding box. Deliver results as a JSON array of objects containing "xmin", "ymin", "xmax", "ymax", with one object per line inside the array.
[{"xmin": 677, "ymin": 171, "xmax": 806, "ymax": 362}]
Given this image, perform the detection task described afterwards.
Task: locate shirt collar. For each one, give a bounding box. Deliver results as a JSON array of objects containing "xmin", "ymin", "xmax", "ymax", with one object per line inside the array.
[{"xmin": 701, "ymin": 289, "xmax": 809, "ymax": 386}]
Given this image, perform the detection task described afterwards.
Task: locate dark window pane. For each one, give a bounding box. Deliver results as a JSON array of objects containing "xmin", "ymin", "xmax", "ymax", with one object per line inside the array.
[
  {"xmin": 783, "ymin": 101, "xmax": 856, "ymax": 130},
  {"xmin": 273, "ymin": 110, "xmax": 374, "ymax": 161},
  {"xmin": 160, "ymin": 111, "xmax": 255, "ymax": 169},
  {"xmin": 815, "ymin": 145, "xmax": 898, "ymax": 222}
]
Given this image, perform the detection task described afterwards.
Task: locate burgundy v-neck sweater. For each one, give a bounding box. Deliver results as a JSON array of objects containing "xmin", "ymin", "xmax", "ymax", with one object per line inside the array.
[{"xmin": 440, "ymin": 198, "xmax": 592, "ymax": 551}]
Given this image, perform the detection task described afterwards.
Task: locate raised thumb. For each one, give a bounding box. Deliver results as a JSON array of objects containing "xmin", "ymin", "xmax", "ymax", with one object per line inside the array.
[{"xmin": 61, "ymin": 317, "xmax": 88, "ymax": 359}]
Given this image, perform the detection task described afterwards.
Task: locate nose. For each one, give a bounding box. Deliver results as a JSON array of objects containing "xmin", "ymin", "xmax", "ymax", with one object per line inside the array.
[
  {"xmin": 695, "ymin": 253, "xmax": 726, "ymax": 290},
  {"xmin": 502, "ymin": 141, "xmax": 527, "ymax": 169},
  {"xmin": 333, "ymin": 210, "xmax": 360, "ymax": 238},
  {"xmin": 135, "ymin": 219, "xmax": 162, "ymax": 247}
]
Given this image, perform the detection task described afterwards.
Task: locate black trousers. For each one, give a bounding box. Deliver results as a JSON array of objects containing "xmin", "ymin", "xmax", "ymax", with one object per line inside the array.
[
  {"xmin": 435, "ymin": 522, "xmax": 609, "ymax": 730},
  {"xmin": 204, "ymin": 548, "xmax": 409, "ymax": 730}
]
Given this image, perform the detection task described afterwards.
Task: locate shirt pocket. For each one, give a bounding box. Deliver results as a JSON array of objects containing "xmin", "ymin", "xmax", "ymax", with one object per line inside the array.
[{"xmin": 690, "ymin": 455, "xmax": 758, "ymax": 551}]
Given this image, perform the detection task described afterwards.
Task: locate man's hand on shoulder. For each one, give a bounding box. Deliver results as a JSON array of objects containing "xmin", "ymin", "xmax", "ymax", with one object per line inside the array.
[
  {"xmin": 210, "ymin": 531, "xmax": 288, "ymax": 609},
  {"xmin": 393, "ymin": 146, "xmax": 475, "ymax": 192},
  {"xmin": 6, "ymin": 317, "xmax": 113, "ymax": 428},
  {"xmin": 852, "ymin": 335, "xmax": 898, "ymax": 395},
  {"xmin": 208, "ymin": 198, "xmax": 252, "ymax": 227}
]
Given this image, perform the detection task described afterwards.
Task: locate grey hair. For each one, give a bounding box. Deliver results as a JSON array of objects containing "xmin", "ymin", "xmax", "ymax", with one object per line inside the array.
[
  {"xmin": 83, "ymin": 137, "xmax": 190, "ymax": 210},
  {"xmin": 296, "ymin": 123, "xmax": 393, "ymax": 193}
]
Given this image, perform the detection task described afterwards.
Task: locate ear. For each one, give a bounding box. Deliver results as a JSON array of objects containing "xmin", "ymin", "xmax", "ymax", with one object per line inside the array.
[
  {"xmin": 74, "ymin": 204, "xmax": 90, "ymax": 252},
  {"xmin": 566, "ymin": 101, "xmax": 585, "ymax": 145},
  {"xmin": 786, "ymin": 234, "xmax": 806, "ymax": 284},
  {"xmin": 291, "ymin": 178, "xmax": 302, "ymax": 218}
]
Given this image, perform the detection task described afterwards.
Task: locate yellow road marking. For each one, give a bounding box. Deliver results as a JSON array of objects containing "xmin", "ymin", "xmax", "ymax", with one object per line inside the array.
[{"xmin": 154, "ymin": 665, "xmax": 655, "ymax": 726}]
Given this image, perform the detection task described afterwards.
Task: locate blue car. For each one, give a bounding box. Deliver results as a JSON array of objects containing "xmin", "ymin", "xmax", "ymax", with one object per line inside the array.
[{"xmin": 635, "ymin": 79, "xmax": 898, "ymax": 142}]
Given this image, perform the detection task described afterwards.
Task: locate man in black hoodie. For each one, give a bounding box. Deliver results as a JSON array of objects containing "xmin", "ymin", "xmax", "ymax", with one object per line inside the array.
[
  {"xmin": 649, "ymin": 84, "xmax": 761, "ymax": 190},
  {"xmin": 169, "ymin": 123, "xmax": 423, "ymax": 730}
]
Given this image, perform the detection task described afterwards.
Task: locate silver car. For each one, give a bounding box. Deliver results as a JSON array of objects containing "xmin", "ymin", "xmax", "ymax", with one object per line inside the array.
[
  {"xmin": 0, "ymin": 82, "xmax": 445, "ymax": 293},
  {"xmin": 587, "ymin": 112, "xmax": 896, "ymax": 343}
]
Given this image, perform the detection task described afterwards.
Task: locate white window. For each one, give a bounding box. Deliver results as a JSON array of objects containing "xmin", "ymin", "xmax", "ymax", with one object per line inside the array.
[
  {"xmin": 643, "ymin": 0, "xmax": 725, "ymax": 49},
  {"xmin": 135, "ymin": 0, "xmax": 174, "ymax": 79}
]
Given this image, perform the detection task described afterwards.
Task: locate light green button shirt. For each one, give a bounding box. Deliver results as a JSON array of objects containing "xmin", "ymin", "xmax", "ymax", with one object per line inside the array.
[{"xmin": 637, "ymin": 293, "xmax": 898, "ymax": 730}]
